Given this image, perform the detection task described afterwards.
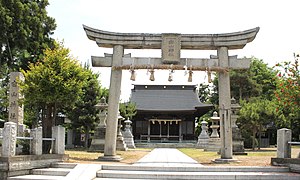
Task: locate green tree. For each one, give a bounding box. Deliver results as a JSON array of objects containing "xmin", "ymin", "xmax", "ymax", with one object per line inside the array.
[
  {"xmin": 0, "ymin": 0, "xmax": 56, "ymax": 121},
  {"xmin": 230, "ymin": 58, "xmax": 277, "ymax": 101},
  {"xmin": 66, "ymin": 64, "xmax": 102, "ymax": 149},
  {"xmin": 238, "ymin": 98, "xmax": 277, "ymax": 150},
  {"xmin": 20, "ymin": 42, "xmax": 87, "ymax": 153},
  {"xmin": 119, "ymin": 102, "xmax": 137, "ymax": 120},
  {"xmin": 197, "ymin": 83, "xmax": 213, "ymax": 103},
  {"xmin": 211, "ymin": 57, "xmax": 277, "ymax": 103},
  {"xmin": 0, "ymin": 0, "xmax": 56, "ymax": 70},
  {"xmin": 274, "ymin": 55, "xmax": 300, "ymax": 139}
]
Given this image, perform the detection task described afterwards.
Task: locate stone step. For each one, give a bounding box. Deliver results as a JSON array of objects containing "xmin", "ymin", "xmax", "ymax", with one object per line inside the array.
[
  {"xmin": 96, "ymin": 170, "xmax": 300, "ymax": 180},
  {"xmin": 8, "ymin": 174, "xmax": 65, "ymax": 180},
  {"xmin": 31, "ymin": 167, "xmax": 72, "ymax": 176},
  {"xmin": 135, "ymin": 143, "xmax": 196, "ymax": 148},
  {"xmin": 51, "ymin": 162, "xmax": 77, "ymax": 169},
  {"xmin": 101, "ymin": 164, "xmax": 290, "ymax": 172}
]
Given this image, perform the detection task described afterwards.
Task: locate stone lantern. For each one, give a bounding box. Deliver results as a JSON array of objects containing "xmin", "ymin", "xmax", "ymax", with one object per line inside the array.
[
  {"xmin": 196, "ymin": 119, "xmax": 209, "ymax": 148},
  {"xmin": 210, "ymin": 111, "xmax": 220, "ymax": 138},
  {"xmin": 116, "ymin": 111, "xmax": 128, "ymax": 151},
  {"xmin": 122, "ymin": 118, "xmax": 136, "ymax": 149},
  {"xmin": 97, "ymin": 97, "xmax": 109, "ymax": 127},
  {"xmin": 204, "ymin": 111, "xmax": 221, "ymax": 152},
  {"xmin": 88, "ymin": 97, "xmax": 108, "ymax": 152},
  {"xmin": 231, "ymin": 97, "xmax": 247, "ymax": 155}
]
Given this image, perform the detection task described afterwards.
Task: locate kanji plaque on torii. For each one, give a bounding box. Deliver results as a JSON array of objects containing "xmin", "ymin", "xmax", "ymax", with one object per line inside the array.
[{"xmin": 83, "ymin": 25, "xmax": 259, "ymax": 161}]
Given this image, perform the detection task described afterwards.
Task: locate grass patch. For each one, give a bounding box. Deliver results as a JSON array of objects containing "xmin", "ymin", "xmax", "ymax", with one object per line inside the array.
[
  {"xmin": 246, "ymin": 151, "xmax": 276, "ymax": 156},
  {"xmin": 178, "ymin": 148, "xmax": 219, "ymax": 165},
  {"xmin": 65, "ymin": 148, "xmax": 152, "ymax": 164},
  {"xmin": 292, "ymin": 145, "xmax": 300, "ymax": 149}
]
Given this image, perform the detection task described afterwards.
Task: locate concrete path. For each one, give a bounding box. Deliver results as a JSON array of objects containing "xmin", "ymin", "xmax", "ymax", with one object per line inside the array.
[{"xmin": 134, "ymin": 148, "xmax": 203, "ymax": 167}]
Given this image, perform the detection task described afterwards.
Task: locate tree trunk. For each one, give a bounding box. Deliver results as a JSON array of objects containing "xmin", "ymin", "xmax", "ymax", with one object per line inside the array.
[
  {"xmin": 258, "ymin": 125, "xmax": 262, "ymax": 150},
  {"xmin": 252, "ymin": 129, "xmax": 257, "ymax": 150},
  {"xmin": 239, "ymin": 85, "xmax": 243, "ymax": 100},
  {"xmin": 84, "ymin": 126, "xmax": 90, "ymax": 149},
  {"xmin": 42, "ymin": 104, "xmax": 54, "ymax": 154}
]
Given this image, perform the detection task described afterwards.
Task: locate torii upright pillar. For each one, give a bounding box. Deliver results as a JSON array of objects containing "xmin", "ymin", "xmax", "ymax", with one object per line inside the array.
[
  {"xmin": 83, "ymin": 25, "xmax": 259, "ymax": 161},
  {"xmin": 218, "ymin": 47, "xmax": 233, "ymax": 160},
  {"xmin": 100, "ymin": 45, "xmax": 124, "ymax": 161}
]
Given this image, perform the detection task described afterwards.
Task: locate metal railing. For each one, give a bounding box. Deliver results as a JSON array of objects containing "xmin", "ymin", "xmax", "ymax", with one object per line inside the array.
[{"xmin": 288, "ymin": 141, "xmax": 300, "ymax": 145}]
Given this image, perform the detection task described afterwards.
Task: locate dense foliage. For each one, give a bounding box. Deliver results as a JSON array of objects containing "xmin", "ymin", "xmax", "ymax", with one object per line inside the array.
[
  {"xmin": 0, "ymin": 0, "xmax": 56, "ymax": 121},
  {"xmin": 0, "ymin": 0, "xmax": 56, "ymax": 70},
  {"xmin": 65, "ymin": 64, "xmax": 103, "ymax": 148},
  {"xmin": 198, "ymin": 57, "xmax": 294, "ymax": 149},
  {"xmin": 20, "ymin": 42, "xmax": 87, "ymax": 153}
]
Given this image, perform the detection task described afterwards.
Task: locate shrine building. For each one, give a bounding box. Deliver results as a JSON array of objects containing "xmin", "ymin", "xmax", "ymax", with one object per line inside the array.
[{"xmin": 130, "ymin": 84, "xmax": 213, "ymax": 142}]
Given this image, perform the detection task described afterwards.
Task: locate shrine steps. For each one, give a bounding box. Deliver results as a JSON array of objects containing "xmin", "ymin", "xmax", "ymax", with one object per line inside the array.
[
  {"xmin": 7, "ymin": 163, "xmax": 300, "ymax": 180},
  {"xmin": 7, "ymin": 163, "xmax": 102, "ymax": 180},
  {"xmin": 95, "ymin": 165, "xmax": 300, "ymax": 180},
  {"xmin": 135, "ymin": 142, "xmax": 196, "ymax": 148}
]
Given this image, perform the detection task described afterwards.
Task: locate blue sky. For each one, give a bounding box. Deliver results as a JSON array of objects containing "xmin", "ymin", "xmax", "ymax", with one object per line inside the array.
[{"xmin": 47, "ymin": 0, "xmax": 300, "ymax": 101}]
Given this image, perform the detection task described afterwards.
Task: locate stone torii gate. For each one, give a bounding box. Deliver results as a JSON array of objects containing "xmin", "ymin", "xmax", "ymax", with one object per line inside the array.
[{"xmin": 83, "ymin": 25, "xmax": 259, "ymax": 161}]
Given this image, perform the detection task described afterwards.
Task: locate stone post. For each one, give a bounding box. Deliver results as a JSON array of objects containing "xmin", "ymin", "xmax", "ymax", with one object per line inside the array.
[
  {"xmin": 277, "ymin": 128, "xmax": 291, "ymax": 158},
  {"xmin": 102, "ymin": 45, "xmax": 124, "ymax": 161},
  {"xmin": 9, "ymin": 72, "xmax": 25, "ymax": 136},
  {"xmin": 30, "ymin": 127, "xmax": 42, "ymax": 155},
  {"xmin": 196, "ymin": 120, "xmax": 209, "ymax": 148},
  {"xmin": 217, "ymin": 47, "xmax": 233, "ymax": 160},
  {"xmin": 2, "ymin": 122, "xmax": 17, "ymax": 157},
  {"xmin": 52, "ymin": 126, "xmax": 65, "ymax": 154},
  {"xmin": 66, "ymin": 129, "xmax": 74, "ymax": 149}
]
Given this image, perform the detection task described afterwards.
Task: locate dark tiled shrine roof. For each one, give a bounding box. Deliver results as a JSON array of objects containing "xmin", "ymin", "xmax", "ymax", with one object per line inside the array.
[{"xmin": 131, "ymin": 84, "xmax": 213, "ymax": 115}]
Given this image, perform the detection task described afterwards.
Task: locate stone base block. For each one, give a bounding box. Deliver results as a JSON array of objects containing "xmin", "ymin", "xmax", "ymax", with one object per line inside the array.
[
  {"xmin": 98, "ymin": 155, "xmax": 123, "ymax": 162},
  {"xmin": 124, "ymin": 137, "xmax": 135, "ymax": 149},
  {"xmin": 89, "ymin": 139, "xmax": 105, "ymax": 152},
  {"xmin": 271, "ymin": 158, "xmax": 300, "ymax": 166},
  {"xmin": 204, "ymin": 138, "xmax": 221, "ymax": 152},
  {"xmin": 196, "ymin": 138, "xmax": 209, "ymax": 149},
  {"xmin": 116, "ymin": 138, "xmax": 128, "ymax": 151},
  {"xmin": 65, "ymin": 144, "xmax": 74, "ymax": 149},
  {"xmin": 0, "ymin": 154, "xmax": 68, "ymax": 179},
  {"xmin": 212, "ymin": 158, "xmax": 241, "ymax": 164},
  {"xmin": 233, "ymin": 152, "xmax": 248, "ymax": 155}
]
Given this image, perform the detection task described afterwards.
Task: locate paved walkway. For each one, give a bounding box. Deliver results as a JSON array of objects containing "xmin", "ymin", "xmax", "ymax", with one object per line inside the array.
[{"xmin": 134, "ymin": 148, "xmax": 203, "ymax": 167}]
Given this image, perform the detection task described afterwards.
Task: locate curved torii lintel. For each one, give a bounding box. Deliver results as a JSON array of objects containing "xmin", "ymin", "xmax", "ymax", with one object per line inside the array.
[{"xmin": 83, "ymin": 25, "xmax": 259, "ymax": 50}]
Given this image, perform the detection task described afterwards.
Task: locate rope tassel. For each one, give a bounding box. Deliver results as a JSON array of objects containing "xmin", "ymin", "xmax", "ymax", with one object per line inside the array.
[
  {"xmin": 208, "ymin": 69, "xmax": 212, "ymax": 83},
  {"xmin": 188, "ymin": 66, "xmax": 193, "ymax": 82},
  {"xmin": 149, "ymin": 69, "xmax": 155, "ymax": 81},
  {"xmin": 188, "ymin": 70, "xmax": 193, "ymax": 82},
  {"xmin": 130, "ymin": 69, "xmax": 136, "ymax": 81}
]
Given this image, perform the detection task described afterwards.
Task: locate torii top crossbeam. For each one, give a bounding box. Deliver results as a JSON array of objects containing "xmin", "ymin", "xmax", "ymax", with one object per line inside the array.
[{"xmin": 83, "ymin": 25, "xmax": 259, "ymax": 50}]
